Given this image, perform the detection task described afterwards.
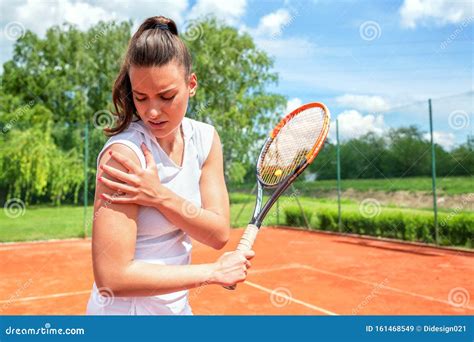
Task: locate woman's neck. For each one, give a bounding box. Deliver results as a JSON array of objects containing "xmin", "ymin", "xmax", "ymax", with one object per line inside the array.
[{"xmin": 156, "ymin": 125, "xmax": 183, "ymax": 154}]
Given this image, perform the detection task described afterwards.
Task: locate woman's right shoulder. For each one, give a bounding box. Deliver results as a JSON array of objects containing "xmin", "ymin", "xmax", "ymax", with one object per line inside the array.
[{"xmin": 96, "ymin": 123, "xmax": 147, "ymax": 168}]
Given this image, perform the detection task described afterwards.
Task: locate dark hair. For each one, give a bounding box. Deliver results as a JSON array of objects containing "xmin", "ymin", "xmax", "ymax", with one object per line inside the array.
[{"xmin": 106, "ymin": 16, "xmax": 192, "ymax": 136}]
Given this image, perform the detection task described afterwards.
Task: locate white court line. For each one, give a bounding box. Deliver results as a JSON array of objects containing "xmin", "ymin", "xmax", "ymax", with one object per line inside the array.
[
  {"xmin": 295, "ymin": 264, "xmax": 474, "ymax": 311},
  {"xmin": 0, "ymin": 290, "xmax": 91, "ymax": 305},
  {"xmin": 243, "ymin": 280, "xmax": 338, "ymax": 316}
]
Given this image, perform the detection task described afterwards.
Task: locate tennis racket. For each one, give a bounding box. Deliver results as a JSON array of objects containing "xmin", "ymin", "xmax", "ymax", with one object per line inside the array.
[{"xmin": 224, "ymin": 102, "xmax": 330, "ymax": 290}]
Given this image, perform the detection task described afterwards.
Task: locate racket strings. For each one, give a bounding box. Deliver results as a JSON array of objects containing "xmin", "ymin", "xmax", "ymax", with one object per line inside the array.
[{"xmin": 259, "ymin": 107, "xmax": 327, "ymax": 186}]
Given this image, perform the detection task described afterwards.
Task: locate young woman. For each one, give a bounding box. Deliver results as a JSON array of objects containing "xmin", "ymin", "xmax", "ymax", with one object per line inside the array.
[{"xmin": 86, "ymin": 16, "xmax": 254, "ymax": 315}]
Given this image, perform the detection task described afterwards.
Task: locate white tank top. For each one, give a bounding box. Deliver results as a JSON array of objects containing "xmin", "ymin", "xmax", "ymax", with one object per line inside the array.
[{"xmin": 86, "ymin": 117, "xmax": 214, "ymax": 315}]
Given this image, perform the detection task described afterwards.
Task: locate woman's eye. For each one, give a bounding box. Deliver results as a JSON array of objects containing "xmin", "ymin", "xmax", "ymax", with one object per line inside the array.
[
  {"xmin": 162, "ymin": 95, "xmax": 176, "ymax": 101},
  {"xmin": 134, "ymin": 97, "xmax": 146, "ymax": 102}
]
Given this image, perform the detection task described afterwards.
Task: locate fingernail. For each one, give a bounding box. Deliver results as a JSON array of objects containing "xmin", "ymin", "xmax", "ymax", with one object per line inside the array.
[
  {"xmin": 100, "ymin": 165, "xmax": 104, "ymax": 170},
  {"xmin": 109, "ymin": 151, "xmax": 113, "ymax": 155},
  {"xmin": 98, "ymin": 177, "xmax": 103, "ymax": 182}
]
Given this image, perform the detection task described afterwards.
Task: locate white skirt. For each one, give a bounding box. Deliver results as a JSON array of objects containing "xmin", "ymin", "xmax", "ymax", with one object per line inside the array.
[{"xmin": 86, "ymin": 282, "xmax": 192, "ymax": 315}]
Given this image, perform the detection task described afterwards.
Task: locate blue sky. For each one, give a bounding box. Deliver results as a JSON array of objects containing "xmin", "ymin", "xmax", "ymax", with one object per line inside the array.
[{"xmin": 0, "ymin": 0, "xmax": 472, "ymax": 148}]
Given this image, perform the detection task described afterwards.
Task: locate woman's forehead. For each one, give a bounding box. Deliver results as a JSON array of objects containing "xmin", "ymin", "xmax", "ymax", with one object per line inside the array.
[{"xmin": 129, "ymin": 63, "xmax": 184, "ymax": 92}]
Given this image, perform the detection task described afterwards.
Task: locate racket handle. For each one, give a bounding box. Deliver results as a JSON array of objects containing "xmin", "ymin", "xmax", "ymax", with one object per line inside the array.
[{"xmin": 223, "ymin": 224, "xmax": 259, "ymax": 291}]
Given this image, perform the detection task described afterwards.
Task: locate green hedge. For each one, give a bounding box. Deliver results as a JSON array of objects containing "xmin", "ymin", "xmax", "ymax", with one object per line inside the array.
[
  {"xmin": 284, "ymin": 206, "xmax": 313, "ymax": 227},
  {"xmin": 229, "ymin": 192, "xmax": 253, "ymax": 204},
  {"xmin": 312, "ymin": 209, "xmax": 473, "ymax": 248}
]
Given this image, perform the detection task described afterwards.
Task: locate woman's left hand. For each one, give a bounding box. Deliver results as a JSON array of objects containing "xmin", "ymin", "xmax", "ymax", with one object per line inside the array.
[{"xmin": 98, "ymin": 143, "xmax": 165, "ymax": 206}]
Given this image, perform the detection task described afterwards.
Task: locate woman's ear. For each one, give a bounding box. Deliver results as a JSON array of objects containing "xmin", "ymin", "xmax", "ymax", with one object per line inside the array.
[{"xmin": 188, "ymin": 73, "xmax": 198, "ymax": 97}]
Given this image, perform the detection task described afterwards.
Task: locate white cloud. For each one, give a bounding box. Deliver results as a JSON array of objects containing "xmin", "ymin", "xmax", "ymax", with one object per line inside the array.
[
  {"xmin": 285, "ymin": 97, "xmax": 302, "ymax": 113},
  {"xmin": 3, "ymin": 0, "xmax": 190, "ymax": 34},
  {"xmin": 330, "ymin": 110, "xmax": 386, "ymax": 141},
  {"xmin": 423, "ymin": 131, "xmax": 456, "ymax": 150},
  {"xmin": 0, "ymin": 0, "xmax": 189, "ymax": 68},
  {"xmin": 11, "ymin": 0, "xmax": 119, "ymax": 34},
  {"xmin": 241, "ymin": 7, "xmax": 308, "ymax": 59},
  {"xmin": 256, "ymin": 9, "xmax": 292, "ymax": 37},
  {"xmin": 399, "ymin": 0, "xmax": 474, "ymax": 29},
  {"xmin": 335, "ymin": 94, "xmax": 391, "ymax": 112},
  {"xmin": 187, "ymin": 0, "xmax": 246, "ymax": 25}
]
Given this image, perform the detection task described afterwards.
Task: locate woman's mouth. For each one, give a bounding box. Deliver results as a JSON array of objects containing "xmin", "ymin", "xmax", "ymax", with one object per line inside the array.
[{"xmin": 149, "ymin": 120, "xmax": 168, "ymax": 129}]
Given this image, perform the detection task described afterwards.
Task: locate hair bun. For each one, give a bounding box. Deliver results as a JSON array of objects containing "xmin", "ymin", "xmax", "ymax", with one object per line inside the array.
[{"xmin": 143, "ymin": 16, "xmax": 178, "ymax": 35}]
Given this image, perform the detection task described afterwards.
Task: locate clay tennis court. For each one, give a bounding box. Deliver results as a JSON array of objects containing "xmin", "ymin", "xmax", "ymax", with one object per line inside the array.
[{"xmin": 0, "ymin": 227, "xmax": 472, "ymax": 315}]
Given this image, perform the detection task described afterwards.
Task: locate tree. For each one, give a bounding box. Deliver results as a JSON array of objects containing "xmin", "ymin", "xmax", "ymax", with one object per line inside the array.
[
  {"xmin": 309, "ymin": 140, "xmax": 336, "ymax": 180},
  {"xmin": 2, "ymin": 21, "xmax": 131, "ymax": 125},
  {"xmin": 0, "ymin": 22, "xmax": 132, "ymax": 202},
  {"xmin": 1, "ymin": 17, "xmax": 286, "ymax": 204},
  {"xmin": 447, "ymin": 143, "xmax": 474, "ymax": 176},
  {"xmin": 386, "ymin": 126, "xmax": 431, "ymax": 177},
  {"xmin": 0, "ymin": 101, "xmax": 83, "ymax": 204}
]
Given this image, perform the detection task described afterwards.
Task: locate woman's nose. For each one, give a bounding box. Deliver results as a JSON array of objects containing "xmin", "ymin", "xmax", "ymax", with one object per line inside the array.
[
  {"xmin": 146, "ymin": 103, "xmax": 161, "ymax": 120},
  {"xmin": 146, "ymin": 98, "xmax": 166, "ymax": 119}
]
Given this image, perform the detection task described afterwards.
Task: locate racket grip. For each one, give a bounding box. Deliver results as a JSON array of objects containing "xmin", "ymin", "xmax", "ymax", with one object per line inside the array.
[{"xmin": 223, "ymin": 224, "xmax": 259, "ymax": 291}]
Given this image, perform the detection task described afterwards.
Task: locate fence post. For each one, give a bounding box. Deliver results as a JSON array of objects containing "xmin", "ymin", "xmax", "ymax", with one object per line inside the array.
[
  {"xmin": 428, "ymin": 99, "xmax": 439, "ymax": 244},
  {"xmin": 83, "ymin": 121, "xmax": 89, "ymax": 239},
  {"xmin": 336, "ymin": 119, "xmax": 342, "ymax": 232}
]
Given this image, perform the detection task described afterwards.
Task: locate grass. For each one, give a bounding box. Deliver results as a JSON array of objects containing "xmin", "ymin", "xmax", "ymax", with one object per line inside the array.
[
  {"xmin": 0, "ymin": 205, "xmax": 92, "ymax": 242},
  {"xmin": 230, "ymin": 176, "xmax": 474, "ymax": 195},
  {"xmin": 1, "ymin": 190, "xmax": 472, "ymax": 243}
]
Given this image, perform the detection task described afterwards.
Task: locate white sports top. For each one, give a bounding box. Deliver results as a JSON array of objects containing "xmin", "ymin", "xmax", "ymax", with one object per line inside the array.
[{"xmin": 86, "ymin": 117, "xmax": 214, "ymax": 315}]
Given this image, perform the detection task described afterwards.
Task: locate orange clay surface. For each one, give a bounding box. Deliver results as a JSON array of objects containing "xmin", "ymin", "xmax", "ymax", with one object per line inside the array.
[{"xmin": 0, "ymin": 227, "xmax": 472, "ymax": 315}]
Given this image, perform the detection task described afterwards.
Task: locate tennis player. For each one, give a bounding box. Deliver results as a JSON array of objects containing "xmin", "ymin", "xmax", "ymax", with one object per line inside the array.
[{"xmin": 86, "ymin": 16, "xmax": 254, "ymax": 315}]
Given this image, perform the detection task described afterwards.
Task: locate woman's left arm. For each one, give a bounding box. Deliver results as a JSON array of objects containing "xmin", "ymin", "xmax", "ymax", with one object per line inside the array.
[{"xmin": 153, "ymin": 130, "xmax": 230, "ymax": 249}]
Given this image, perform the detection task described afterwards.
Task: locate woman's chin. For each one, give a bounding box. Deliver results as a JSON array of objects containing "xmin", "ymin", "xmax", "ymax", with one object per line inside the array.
[{"xmin": 148, "ymin": 123, "xmax": 179, "ymax": 139}]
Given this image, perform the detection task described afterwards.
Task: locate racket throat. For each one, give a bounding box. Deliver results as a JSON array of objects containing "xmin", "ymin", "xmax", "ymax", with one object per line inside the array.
[{"xmin": 250, "ymin": 182, "xmax": 264, "ymax": 225}]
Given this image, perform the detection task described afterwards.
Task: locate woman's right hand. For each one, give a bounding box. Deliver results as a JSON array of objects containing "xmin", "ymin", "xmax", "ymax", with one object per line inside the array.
[{"xmin": 210, "ymin": 250, "xmax": 255, "ymax": 287}]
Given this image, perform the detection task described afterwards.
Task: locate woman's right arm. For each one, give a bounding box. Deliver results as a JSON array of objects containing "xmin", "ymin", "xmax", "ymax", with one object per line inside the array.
[{"xmin": 92, "ymin": 143, "xmax": 254, "ymax": 297}]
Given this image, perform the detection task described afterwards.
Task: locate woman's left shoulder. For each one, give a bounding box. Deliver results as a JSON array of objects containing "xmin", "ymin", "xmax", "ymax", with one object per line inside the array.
[
  {"xmin": 184, "ymin": 117, "xmax": 215, "ymax": 136},
  {"xmin": 184, "ymin": 117, "xmax": 216, "ymax": 168}
]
